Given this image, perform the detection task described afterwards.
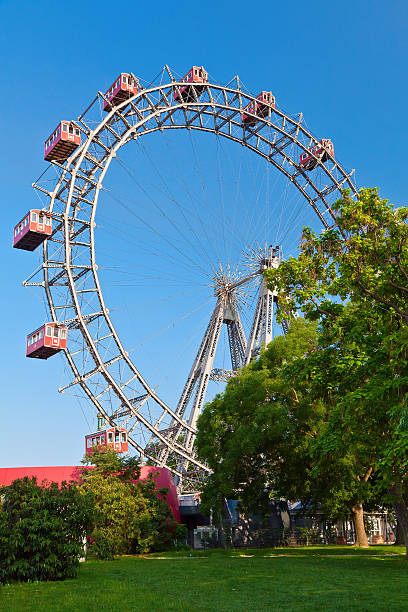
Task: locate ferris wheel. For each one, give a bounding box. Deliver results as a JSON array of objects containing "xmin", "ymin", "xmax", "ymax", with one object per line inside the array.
[{"xmin": 14, "ymin": 65, "xmax": 357, "ymax": 492}]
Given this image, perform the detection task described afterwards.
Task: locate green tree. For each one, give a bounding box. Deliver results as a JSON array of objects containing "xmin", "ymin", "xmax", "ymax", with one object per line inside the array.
[
  {"xmin": 197, "ymin": 189, "xmax": 408, "ymax": 550},
  {"xmin": 80, "ymin": 449, "xmax": 177, "ymax": 559},
  {"xmin": 197, "ymin": 317, "xmax": 377, "ymax": 545},
  {"xmin": 0, "ymin": 477, "xmax": 94, "ymax": 583},
  {"xmin": 196, "ymin": 319, "xmax": 320, "ymax": 517},
  {"xmin": 265, "ymin": 188, "xmax": 408, "ymax": 553}
]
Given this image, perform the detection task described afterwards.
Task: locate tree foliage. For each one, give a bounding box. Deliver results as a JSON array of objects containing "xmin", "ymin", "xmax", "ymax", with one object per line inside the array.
[
  {"xmin": 196, "ymin": 318, "xmax": 321, "ymax": 515},
  {"xmin": 197, "ymin": 317, "xmax": 379, "ymax": 532},
  {"xmin": 197, "ymin": 188, "xmax": 408, "ymax": 549},
  {"xmin": 80, "ymin": 449, "xmax": 178, "ymax": 559},
  {"xmin": 266, "ymin": 188, "xmax": 408, "ymax": 547},
  {"xmin": 0, "ymin": 477, "xmax": 95, "ymax": 584}
]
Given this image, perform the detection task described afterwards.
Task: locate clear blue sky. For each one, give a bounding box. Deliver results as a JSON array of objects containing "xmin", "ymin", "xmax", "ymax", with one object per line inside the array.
[{"xmin": 0, "ymin": 0, "xmax": 406, "ymax": 468}]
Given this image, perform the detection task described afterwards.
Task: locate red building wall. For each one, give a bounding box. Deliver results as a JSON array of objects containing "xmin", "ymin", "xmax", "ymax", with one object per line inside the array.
[{"xmin": 0, "ymin": 465, "xmax": 180, "ymax": 522}]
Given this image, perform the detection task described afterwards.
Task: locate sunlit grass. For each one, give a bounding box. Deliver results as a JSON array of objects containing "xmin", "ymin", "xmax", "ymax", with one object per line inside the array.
[{"xmin": 2, "ymin": 546, "xmax": 407, "ymax": 611}]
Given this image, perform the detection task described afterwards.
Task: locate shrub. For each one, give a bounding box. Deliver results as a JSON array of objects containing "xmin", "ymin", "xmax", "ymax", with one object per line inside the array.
[
  {"xmin": 0, "ymin": 477, "xmax": 95, "ymax": 583},
  {"xmin": 172, "ymin": 523, "xmax": 189, "ymax": 551},
  {"xmin": 80, "ymin": 450, "xmax": 179, "ymax": 559}
]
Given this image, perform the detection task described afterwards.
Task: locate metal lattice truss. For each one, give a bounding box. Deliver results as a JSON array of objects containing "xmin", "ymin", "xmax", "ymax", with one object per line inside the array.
[
  {"xmin": 25, "ymin": 65, "xmax": 357, "ymax": 492},
  {"xmin": 155, "ymin": 268, "xmax": 248, "ymax": 482},
  {"xmin": 243, "ymin": 245, "xmax": 297, "ymax": 363},
  {"xmin": 156, "ymin": 249, "xmax": 293, "ymax": 487}
]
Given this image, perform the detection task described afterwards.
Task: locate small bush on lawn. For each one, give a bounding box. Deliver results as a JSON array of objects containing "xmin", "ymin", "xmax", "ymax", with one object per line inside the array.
[
  {"xmin": 0, "ymin": 477, "xmax": 95, "ymax": 584},
  {"xmin": 172, "ymin": 523, "xmax": 189, "ymax": 551},
  {"xmin": 80, "ymin": 449, "xmax": 181, "ymax": 559}
]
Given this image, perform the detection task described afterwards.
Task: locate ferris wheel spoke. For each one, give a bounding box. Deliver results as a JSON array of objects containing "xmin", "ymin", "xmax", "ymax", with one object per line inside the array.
[
  {"xmin": 100, "ymin": 185, "xmax": 212, "ymax": 280},
  {"xmin": 114, "ymin": 160, "xmax": 217, "ymax": 276}
]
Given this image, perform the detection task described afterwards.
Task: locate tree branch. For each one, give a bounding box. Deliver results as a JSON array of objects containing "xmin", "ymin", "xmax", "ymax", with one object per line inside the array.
[{"xmin": 355, "ymin": 276, "xmax": 408, "ymax": 320}]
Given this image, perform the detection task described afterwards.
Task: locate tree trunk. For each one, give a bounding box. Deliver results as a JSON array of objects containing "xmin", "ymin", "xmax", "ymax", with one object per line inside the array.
[
  {"xmin": 393, "ymin": 500, "xmax": 408, "ymax": 558},
  {"xmin": 351, "ymin": 502, "xmax": 369, "ymax": 547},
  {"xmin": 395, "ymin": 519, "xmax": 405, "ymax": 545}
]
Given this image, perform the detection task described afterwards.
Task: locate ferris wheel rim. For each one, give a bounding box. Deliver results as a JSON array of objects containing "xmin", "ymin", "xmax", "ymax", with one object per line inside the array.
[{"xmin": 30, "ymin": 71, "xmax": 357, "ymax": 478}]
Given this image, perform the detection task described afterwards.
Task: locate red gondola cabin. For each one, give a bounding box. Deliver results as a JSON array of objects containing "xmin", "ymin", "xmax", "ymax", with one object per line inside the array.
[
  {"xmin": 300, "ymin": 139, "xmax": 334, "ymax": 171},
  {"xmin": 44, "ymin": 122, "xmax": 81, "ymax": 162},
  {"xmin": 85, "ymin": 427, "xmax": 128, "ymax": 456},
  {"xmin": 13, "ymin": 210, "xmax": 52, "ymax": 251},
  {"xmin": 241, "ymin": 92, "xmax": 275, "ymax": 126},
  {"xmin": 26, "ymin": 323, "xmax": 67, "ymax": 359},
  {"xmin": 174, "ymin": 66, "xmax": 208, "ymax": 102},
  {"xmin": 103, "ymin": 73, "xmax": 139, "ymax": 111}
]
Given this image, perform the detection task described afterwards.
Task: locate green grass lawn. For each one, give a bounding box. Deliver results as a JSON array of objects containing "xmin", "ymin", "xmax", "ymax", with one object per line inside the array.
[{"xmin": 1, "ymin": 546, "xmax": 407, "ymax": 612}]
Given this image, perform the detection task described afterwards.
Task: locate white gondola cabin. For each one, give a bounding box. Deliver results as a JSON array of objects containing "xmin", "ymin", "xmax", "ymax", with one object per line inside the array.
[
  {"xmin": 13, "ymin": 210, "xmax": 52, "ymax": 251},
  {"xmin": 26, "ymin": 323, "xmax": 67, "ymax": 359}
]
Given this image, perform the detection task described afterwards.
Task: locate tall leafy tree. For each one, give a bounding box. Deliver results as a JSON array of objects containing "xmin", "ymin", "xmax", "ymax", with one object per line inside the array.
[
  {"xmin": 197, "ymin": 318, "xmax": 376, "ymax": 545},
  {"xmin": 265, "ymin": 188, "xmax": 408, "ymax": 553},
  {"xmin": 197, "ymin": 189, "xmax": 408, "ymax": 550}
]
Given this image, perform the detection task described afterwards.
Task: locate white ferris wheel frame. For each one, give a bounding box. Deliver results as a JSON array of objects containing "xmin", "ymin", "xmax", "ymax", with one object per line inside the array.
[{"xmin": 25, "ymin": 65, "xmax": 357, "ymax": 489}]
